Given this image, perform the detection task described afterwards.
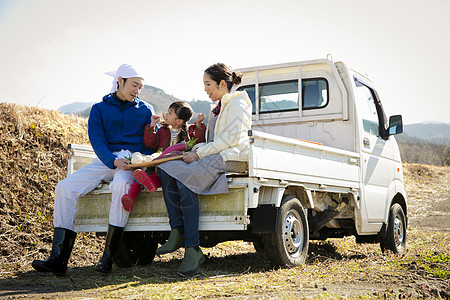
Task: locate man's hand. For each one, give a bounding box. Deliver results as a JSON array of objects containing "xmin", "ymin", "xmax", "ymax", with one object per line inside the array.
[
  {"xmin": 114, "ymin": 158, "xmax": 133, "ymax": 170},
  {"xmin": 183, "ymin": 151, "xmax": 199, "ymax": 163}
]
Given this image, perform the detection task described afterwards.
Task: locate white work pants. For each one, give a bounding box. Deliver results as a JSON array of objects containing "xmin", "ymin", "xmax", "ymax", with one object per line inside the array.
[{"xmin": 53, "ymin": 150, "xmax": 134, "ymax": 231}]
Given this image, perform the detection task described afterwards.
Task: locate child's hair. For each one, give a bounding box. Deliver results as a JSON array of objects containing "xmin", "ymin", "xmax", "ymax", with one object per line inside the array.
[
  {"xmin": 204, "ymin": 63, "xmax": 243, "ymax": 91},
  {"xmin": 169, "ymin": 101, "xmax": 194, "ymax": 143}
]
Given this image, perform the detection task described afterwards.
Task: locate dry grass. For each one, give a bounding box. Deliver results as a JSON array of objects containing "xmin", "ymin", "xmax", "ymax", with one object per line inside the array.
[{"xmin": 0, "ymin": 102, "xmax": 98, "ymax": 279}]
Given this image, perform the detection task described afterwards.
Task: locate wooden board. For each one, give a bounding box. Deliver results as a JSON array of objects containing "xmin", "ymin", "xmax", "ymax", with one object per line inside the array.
[{"xmin": 129, "ymin": 155, "xmax": 184, "ymax": 168}]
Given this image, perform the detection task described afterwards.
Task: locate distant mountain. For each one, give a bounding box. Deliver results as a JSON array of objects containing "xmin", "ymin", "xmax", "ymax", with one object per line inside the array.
[
  {"xmin": 139, "ymin": 85, "xmax": 181, "ymax": 114},
  {"xmin": 403, "ymin": 122, "xmax": 450, "ymax": 146},
  {"xmin": 58, "ymin": 101, "xmax": 95, "ymax": 114}
]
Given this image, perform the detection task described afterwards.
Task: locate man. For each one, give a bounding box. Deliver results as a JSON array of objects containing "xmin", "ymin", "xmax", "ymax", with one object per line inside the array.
[{"xmin": 32, "ymin": 64, "xmax": 155, "ymax": 274}]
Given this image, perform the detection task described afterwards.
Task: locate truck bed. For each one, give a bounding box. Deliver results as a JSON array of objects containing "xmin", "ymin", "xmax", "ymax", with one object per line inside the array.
[{"xmin": 68, "ymin": 144, "xmax": 249, "ymax": 232}]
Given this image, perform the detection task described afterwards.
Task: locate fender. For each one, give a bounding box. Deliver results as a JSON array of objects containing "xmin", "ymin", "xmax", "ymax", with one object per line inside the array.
[{"xmin": 384, "ymin": 178, "xmax": 408, "ymax": 224}]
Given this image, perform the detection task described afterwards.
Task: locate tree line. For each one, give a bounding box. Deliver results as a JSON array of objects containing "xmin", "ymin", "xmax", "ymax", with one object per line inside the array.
[{"xmin": 398, "ymin": 139, "xmax": 450, "ymax": 166}]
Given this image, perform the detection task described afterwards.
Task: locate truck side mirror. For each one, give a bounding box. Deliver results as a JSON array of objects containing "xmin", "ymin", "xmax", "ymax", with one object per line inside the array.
[{"xmin": 388, "ymin": 115, "xmax": 403, "ymax": 136}]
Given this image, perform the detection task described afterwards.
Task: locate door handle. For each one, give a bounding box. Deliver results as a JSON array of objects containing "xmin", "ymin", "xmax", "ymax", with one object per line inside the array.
[{"xmin": 363, "ymin": 138, "xmax": 370, "ymax": 148}]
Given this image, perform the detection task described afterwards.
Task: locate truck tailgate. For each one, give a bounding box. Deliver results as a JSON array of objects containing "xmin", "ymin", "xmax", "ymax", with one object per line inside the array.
[{"xmin": 74, "ymin": 183, "xmax": 248, "ymax": 232}]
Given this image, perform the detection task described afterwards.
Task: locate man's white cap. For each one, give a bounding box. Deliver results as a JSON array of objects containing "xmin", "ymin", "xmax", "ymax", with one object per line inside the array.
[{"xmin": 105, "ymin": 64, "xmax": 144, "ymax": 93}]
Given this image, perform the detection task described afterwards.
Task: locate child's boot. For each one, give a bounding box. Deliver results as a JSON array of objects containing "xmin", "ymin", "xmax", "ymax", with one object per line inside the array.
[
  {"xmin": 134, "ymin": 169, "xmax": 161, "ymax": 192},
  {"xmin": 121, "ymin": 182, "xmax": 141, "ymax": 212}
]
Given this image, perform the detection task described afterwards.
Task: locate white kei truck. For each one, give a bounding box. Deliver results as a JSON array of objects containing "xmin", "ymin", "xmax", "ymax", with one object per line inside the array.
[{"xmin": 70, "ymin": 57, "xmax": 407, "ymax": 268}]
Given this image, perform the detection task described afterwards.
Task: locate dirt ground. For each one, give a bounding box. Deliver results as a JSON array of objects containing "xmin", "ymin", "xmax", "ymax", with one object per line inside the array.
[
  {"xmin": 0, "ymin": 104, "xmax": 448, "ymax": 299},
  {"xmin": 403, "ymin": 164, "xmax": 450, "ymax": 232}
]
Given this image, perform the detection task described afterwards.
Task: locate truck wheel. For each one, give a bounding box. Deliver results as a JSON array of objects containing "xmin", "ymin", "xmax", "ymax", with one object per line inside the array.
[
  {"xmin": 380, "ymin": 203, "xmax": 406, "ymax": 254},
  {"xmin": 113, "ymin": 231, "xmax": 158, "ymax": 268},
  {"xmin": 263, "ymin": 195, "xmax": 309, "ymax": 267}
]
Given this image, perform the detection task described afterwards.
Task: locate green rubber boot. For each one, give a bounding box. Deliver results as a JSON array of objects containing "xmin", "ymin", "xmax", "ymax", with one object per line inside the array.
[
  {"xmin": 156, "ymin": 227, "xmax": 184, "ymax": 255},
  {"xmin": 177, "ymin": 246, "xmax": 205, "ymax": 276}
]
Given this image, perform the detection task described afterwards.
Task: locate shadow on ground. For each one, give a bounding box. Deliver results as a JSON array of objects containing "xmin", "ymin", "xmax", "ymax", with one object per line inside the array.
[{"xmin": 0, "ymin": 240, "xmax": 368, "ymax": 298}]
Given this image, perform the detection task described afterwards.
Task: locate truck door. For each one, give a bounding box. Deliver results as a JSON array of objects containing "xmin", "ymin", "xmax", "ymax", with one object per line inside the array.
[{"xmin": 353, "ymin": 77, "xmax": 395, "ymax": 223}]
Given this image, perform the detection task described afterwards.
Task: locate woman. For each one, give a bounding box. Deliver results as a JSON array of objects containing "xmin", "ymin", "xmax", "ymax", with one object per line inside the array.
[{"xmin": 157, "ymin": 63, "xmax": 252, "ymax": 276}]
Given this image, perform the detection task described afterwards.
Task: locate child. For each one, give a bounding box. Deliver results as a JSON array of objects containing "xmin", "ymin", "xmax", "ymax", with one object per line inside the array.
[{"xmin": 121, "ymin": 101, "xmax": 206, "ymax": 212}]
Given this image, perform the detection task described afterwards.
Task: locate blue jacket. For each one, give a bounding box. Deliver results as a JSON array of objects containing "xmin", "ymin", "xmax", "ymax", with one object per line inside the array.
[{"xmin": 88, "ymin": 93, "xmax": 155, "ymax": 169}]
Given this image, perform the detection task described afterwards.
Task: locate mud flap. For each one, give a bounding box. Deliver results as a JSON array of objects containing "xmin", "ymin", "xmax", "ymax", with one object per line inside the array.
[{"xmin": 251, "ymin": 205, "xmax": 278, "ymax": 233}]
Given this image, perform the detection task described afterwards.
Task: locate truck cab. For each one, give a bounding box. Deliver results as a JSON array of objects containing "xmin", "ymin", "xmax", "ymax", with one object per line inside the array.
[{"xmin": 235, "ymin": 58, "xmax": 406, "ymax": 237}]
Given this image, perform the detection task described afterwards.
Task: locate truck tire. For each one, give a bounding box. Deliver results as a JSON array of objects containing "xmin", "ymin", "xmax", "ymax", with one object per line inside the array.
[
  {"xmin": 262, "ymin": 195, "xmax": 309, "ymax": 267},
  {"xmin": 380, "ymin": 203, "xmax": 406, "ymax": 254},
  {"xmin": 113, "ymin": 231, "xmax": 158, "ymax": 268}
]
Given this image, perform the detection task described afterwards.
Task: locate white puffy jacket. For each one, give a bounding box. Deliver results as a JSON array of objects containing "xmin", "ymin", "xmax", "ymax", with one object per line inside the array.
[{"xmin": 196, "ymin": 91, "xmax": 252, "ymax": 162}]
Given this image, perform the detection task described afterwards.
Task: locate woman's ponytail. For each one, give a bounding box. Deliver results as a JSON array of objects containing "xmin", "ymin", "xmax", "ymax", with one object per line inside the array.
[
  {"xmin": 231, "ymin": 71, "xmax": 242, "ymax": 86},
  {"xmin": 205, "ymin": 63, "xmax": 243, "ymax": 91}
]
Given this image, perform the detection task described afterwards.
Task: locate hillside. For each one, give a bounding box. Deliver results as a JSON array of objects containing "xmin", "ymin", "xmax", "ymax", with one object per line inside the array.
[
  {"xmin": 0, "ymin": 103, "xmax": 448, "ymax": 298},
  {"xmin": 139, "ymin": 85, "xmax": 181, "ymax": 114},
  {"xmin": 0, "ymin": 103, "xmax": 105, "ymax": 276},
  {"xmin": 397, "ymin": 136, "xmax": 449, "ymax": 166}
]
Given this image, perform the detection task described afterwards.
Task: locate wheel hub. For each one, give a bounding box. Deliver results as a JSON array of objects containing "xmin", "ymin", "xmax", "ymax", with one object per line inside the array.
[
  {"xmin": 284, "ymin": 212, "xmax": 303, "ymax": 256},
  {"xmin": 393, "ymin": 217, "xmax": 404, "ymax": 248}
]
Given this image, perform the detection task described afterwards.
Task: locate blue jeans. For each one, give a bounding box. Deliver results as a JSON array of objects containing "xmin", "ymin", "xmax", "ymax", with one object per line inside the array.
[{"xmin": 160, "ymin": 170, "xmax": 199, "ymax": 247}]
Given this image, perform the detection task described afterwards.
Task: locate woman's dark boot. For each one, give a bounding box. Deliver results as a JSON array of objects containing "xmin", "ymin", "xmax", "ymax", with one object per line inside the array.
[
  {"xmin": 178, "ymin": 246, "xmax": 205, "ymax": 276},
  {"xmin": 32, "ymin": 228, "xmax": 77, "ymax": 275},
  {"xmin": 156, "ymin": 227, "xmax": 184, "ymax": 255},
  {"xmin": 95, "ymin": 224, "xmax": 124, "ymax": 273}
]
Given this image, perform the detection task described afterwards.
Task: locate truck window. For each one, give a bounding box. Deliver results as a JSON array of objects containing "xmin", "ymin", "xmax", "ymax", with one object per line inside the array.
[
  {"xmin": 238, "ymin": 78, "xmax": 328, "ymax": 114},
  {"xmin": 242, "ymin": 85, "xmax": 256, "ymax": 114},
  {"xmin": 260, "ymin": 80, "xmax": 298, "ymax": 113},
  {"xmin": 354, "ymin": 84, "xmax": 380, "ymax": 136},
  {"xmin": 303, "ymin": 79, "xmax": 328, "ymax": 109}
]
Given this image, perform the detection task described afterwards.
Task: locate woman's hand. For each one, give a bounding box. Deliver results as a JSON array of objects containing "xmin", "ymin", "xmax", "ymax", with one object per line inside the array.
[
  {"xmin": 149, "ymin": 115, "xmax": 161, "ymax": 127},
  {"xmin": 114, "ymin": 158, "xmax": 133, "ymax": 170},
  {"xmin": 183, "ymin": 151, "xmax": 199, "ymax": 163},
  {"xmin": 195, "ymin": 113, "xmax": 205, "ymax": 127}
]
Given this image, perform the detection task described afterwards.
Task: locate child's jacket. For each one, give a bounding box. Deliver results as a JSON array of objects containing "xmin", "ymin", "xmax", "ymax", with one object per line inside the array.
[{"xmin": 144, "ymin": 123, "xmax": 206, "ymax": 151}]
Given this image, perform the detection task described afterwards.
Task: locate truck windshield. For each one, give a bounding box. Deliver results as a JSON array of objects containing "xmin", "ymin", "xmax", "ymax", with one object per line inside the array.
[{"xmin": 354, "ymin": 84, "xmax": 380, "ymax": 136}]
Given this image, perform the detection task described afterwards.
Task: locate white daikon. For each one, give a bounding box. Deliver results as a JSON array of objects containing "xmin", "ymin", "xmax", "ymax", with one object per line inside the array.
[
  {"xmin": 131, "ymin": 152, "xmax": 144, "ymax": 164},
  {"xmin": 143, "ymin": 155, "xmax": 153, "ymax": 163}
]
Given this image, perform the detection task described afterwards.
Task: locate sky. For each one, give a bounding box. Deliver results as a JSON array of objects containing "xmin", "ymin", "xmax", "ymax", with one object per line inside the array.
[{"xmin": 0, "ymin": 0, "xmax": 449, "ymax": 125}]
